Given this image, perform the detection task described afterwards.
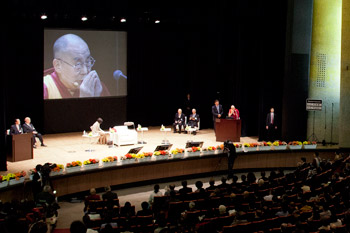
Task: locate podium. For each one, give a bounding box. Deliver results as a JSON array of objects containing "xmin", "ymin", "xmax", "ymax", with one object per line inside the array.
[
  {"xmin": 215, "ymin": 119, "xmax": 241, "ymax": 142},
  {"xmin": 7, "ymin": 134, "xmax": 33, "ymax": 162}
]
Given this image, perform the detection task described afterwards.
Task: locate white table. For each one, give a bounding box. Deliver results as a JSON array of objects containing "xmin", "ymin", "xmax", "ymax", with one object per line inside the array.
[
  {"xmin": 160, "ymin": 128, "xmax": 171, "ymax": 144},
  {"xmin": 82, "ymin": 134, "xmax": 99, "ymax": 152},
  {"xmin": 137, "ymin": 127, "xmax": 148, "ymax": 144}
]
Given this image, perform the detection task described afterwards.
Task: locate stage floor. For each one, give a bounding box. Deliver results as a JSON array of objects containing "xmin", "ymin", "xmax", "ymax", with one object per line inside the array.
[{"xmin": 2, "ymin": 127, "xmax": 259, "ymax": 175}]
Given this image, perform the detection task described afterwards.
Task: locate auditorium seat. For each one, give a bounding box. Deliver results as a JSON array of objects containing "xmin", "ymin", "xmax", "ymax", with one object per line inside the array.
[{"xmin": 113, "ymin": 125, "xmax": 137, "ymax": 146}]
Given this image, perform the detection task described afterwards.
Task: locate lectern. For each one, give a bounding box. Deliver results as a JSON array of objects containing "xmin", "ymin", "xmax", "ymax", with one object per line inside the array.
[
  {"xmin": 215, "ymin": 119, "xmax": 241, "ymax": 142},
  {"xmin": 7, "ymin": 134, "xmax": 33, "ymax": 162}
]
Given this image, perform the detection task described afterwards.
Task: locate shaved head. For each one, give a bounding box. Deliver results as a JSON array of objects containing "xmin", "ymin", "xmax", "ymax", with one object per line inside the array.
[{"xmin": 53, "ymin": 34, "xmax": 89, "ymax": 58}]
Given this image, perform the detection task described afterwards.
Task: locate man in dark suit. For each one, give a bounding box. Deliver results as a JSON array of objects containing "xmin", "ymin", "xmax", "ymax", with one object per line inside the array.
[
  {"xmin": 266, "ymin": 108, "xmax": 277, "ymax": 141},
  {"xmin": 23, "ymin": 117, "xmax": 46, "ymax": 148},
  {"xmin": 212, "ymin": 99, "xmax": 223, "ymax": 131},
  {"xmin": 173, "ymin": 108, "xmax": 186, "ymax": 133},
  {"xmin": 188, "ymin": 108, "xmax": 200, "ymax": 135},
  {"xmin": 10, "ymin": 119, "xmax": 23, "ymax": 135}
]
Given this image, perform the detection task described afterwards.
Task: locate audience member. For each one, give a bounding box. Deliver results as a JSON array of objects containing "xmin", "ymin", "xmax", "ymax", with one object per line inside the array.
[
  {"xmin": 136, "ymin": 202, "xmax": 153, "ymax": 216},
  {"xmin": 149, "ymin": 184, "xmax": 162, "ymax": 206},
  {"xmin": 179, "ymin": 181, "xmax": 192, "ymax": 195}
]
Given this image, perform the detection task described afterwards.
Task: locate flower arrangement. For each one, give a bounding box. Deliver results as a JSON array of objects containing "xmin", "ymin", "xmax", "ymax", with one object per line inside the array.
[
  {"xmin": 0, "ymin": 175, "xmax": 6, "ymax": 183},
  {"xmin": 142, "ymin": 152, "xmax": 153, "ymax": 157},
  {"xmin": 203, "ymin": 146, "xmax": 216, "ymax": 151},
  {"xmin": 51, "ymin": 164, "xmax": 64, "ymax": 172},
  {"xmin": 154, "ymin": 150, "xmax": 169, "ymax": 156},
  {"xmin": 66, "ymin": 161, "xmax": 82, "ymax": 168},
  {"xmin": 217, "ymin": 144, "xmax": 224, "ymax": 150},
  {"xmin": 273, "ymin": 141, "xmax": 287, "ymax": 146},
  {"xmin": 303, "ymin": 141, "xmax": 317, "ymax": 145},
  {"xmin": 260, "ymin": 141, "xmax": 272, "ymax": 146},
  {"xmin": 234, "ymin": 144, "xmax": 242, "ymax": 148},
  {"xmin": 188, "ymin": 147, "xmax": 201, "ymax": 153},
  {"xmin": 243, "ymin": 143, "xmax": 258, "ymax": 147},
  {"xmin": 160, "ymin": 125, "xmax": 165, "ymax": 131},
  {"xmin": 102, "ymin": 156, "xmax": 118, "ymax": 163},
  {"xmin": 171, "ymin": 148, "xmax": 185, "ymax": 155},
  {"xmin": 4, "ymin": 171, "xmax": 26, "ymax": 181},
  {"xmin": 288, "ymin": 141, "xmax": 302, "ymax": 146},
  {"xmin": 121, "ymin": 153, "xmax": 136, "ymax": 160},
  {"xmin": 109, "ymin": 127, "xmax": 117, "ymax": 133},
  {"xmin": 83, "ymin": 158, "xmax": 99, "ymax": 165}
]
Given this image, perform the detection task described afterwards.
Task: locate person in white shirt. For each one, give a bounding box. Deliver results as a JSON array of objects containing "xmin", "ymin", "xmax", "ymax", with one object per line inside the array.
[
  {"xmin": 90, "ymin": 117, "xmax": 107, "ymax": 144},
  {"xmin": 149, "ymin": 184, "xmax": 163, "ymax": 206}
]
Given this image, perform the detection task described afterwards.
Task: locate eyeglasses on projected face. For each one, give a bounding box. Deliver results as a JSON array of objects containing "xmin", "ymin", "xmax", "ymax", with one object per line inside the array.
[{"xmin": 57, "ymin": 57, "xmax": 95, "ymax": 74}]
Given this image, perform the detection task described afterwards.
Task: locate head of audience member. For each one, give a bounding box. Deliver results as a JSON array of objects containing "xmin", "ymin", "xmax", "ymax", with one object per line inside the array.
[
  {"xmin": 24, "ymin": 117, "xmax": 31, "ymax": 124},
  {"xmin": 221, "ymin": 177, "xmax": 227, "ymax": 185},
  {"xmin": 189, "ymin": 201, "xmax": 195, "ymax": 210},
  {"xmin": 141, "ymin": 201, "xmax": 149, "ymax": 211},
  {"xmin": 247, "ymin": 172, "xmax": 256, "ymax": 184},
  {"xmin": 195, "ymin": 181, "xmax": 203, "ymax": 190},
  {"xmin": 261, "ymin": 171, "xmax": 266, "ymax": 178},
  {"xmin": 177, "ymin": 108, "xmax": 182, "ymax": 115},
  {"xmin": 29, "ymin": 221, "xmax": 48, "ymax": 233},
  {"xmin": 258, "ymin": 179, "xmax": 265, "ymax": 187},
  {"xmin": 97, "ymin": 118, "xmax": 103, "ymax": 124},
  {"xmin": 270, "ymin": 107, "xmax": 274, "ymax": 113},
  {"xmin": 241, "ymin": 174, "xmax": 247, "ymax": 183},
  {"xmin": 70, "ymin": 220, "xmax": 87, "ymax": 233},
  {"xmin": 192, "ymin": 108, "xmax": 196, "ymax": 115},
  {"xmin": 301, "ymin": 157, "xmax": 307, "ymax": 163},
  {"xmin": 232, "ymin": 175, "xmax": 238, "ymax": 183},
  {"xmin": 169, "ymin": 184, "xmax": 176, "ymax": 191},
  {"xmin": 43, "ymin": 185, "xmax": 51, "ymax": 193},
  {"xmin": 209, "ymin": 178, "xmax": 215, "ymax": 187},
  {"xmin": 187, "ymin": 93, "xmax": 190, "ymax": 100},
  {"xmin": 215, "ymin": 99, "xmax": 219, "ymax": 106},
  {"xmin": 219, "ymin": 205, "xmax": 227, "ymax": 215},
  {"xmin": 154, "ymin": 184, "xmax": 160, "ymax": 193},
  {"xmin": 35, "ymin": 164, "xmax": 42, "ymax": 173},
  {"xmin": 181, "ymin": 180, "xmax": 188, "ymax": 188},
  {"xmin": 53, "ymin": 34, "xmax": 93, "ymax": 90},
  {"xmin": 105, "ymin": 186, "xmax": 111, "ymax": 192},
  {"xmin": 124, "ymin": 201, "xmax": 131, "ymax": 209},
  {"xmin": 90, "ymin": 188, "xmax": 97, "ymax": 195},
  {"xmin": 15, "ymin": 119, "xmax": 20, "ymax": 125}
]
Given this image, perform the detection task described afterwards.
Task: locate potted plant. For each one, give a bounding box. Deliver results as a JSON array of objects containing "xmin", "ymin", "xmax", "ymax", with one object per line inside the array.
[
  {"xmin": 202, "ymin": 146, "xmax": 217, "ymax": 155},
  {"xmin": 50, "ymin": 164, "xmax": 64, "ymax": 176},
  {"xmin": 154, "ymin": 150, "xmax": 169, "ymax": 160},
  {"xmin": 171, "ymin": 149, "xmax": 184, "ymax": 157},
  {"xmin": 243, "ymin": 143, "xmax": 258, "ymax": 152},
  {"xmin": 8, "ymin": 171, "xmax": 26, "ymax": 185},
  {"xmin": 258, "ymin": 141, "xmax": 272, "ymax": 151},
  {"xmin": 120, "ymin": 153, "xmax": 136, "ymax": 164},
  {"xmin": 83, "ymin": 158, "xmax": 100, "ymax": 170},
  {"xmin": 0, "ymin": 175, "xmax": 9, "ymax": 188},
  {"xmin": 234, "ymin": 143, "xmax": 243, "ymax": 153},
  {"xmin": 187, "ymin": 147, "xmax": 201, "ymax": 156},
  {"xmin": 303, "ymin": 141, "xmax": 317, "ymax": 149},
  {"xmin": 288, "ymin": 141, "xmax": 302, "ymax": 150},
  {"xmin": 66, "ymin": 161, "xmax": 82, "ymax": 173},
  {"xmin": 272, "ymin": 141, "xmax": 287, "ymax": 150},
  {"xmin": 102, "ymin": 156, "xmax": 118, "ymax": 167}
]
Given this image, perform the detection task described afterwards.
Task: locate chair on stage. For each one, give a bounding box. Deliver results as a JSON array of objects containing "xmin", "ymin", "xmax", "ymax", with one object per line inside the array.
[{"xmin": 112, "ymin": 125, "xmax": 137, "ymax": 146}]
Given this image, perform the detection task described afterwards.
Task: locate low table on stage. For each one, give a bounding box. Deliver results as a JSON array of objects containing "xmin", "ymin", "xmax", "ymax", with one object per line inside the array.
[
  {"xmin": 82, "ymin": 134, "xmax": 99, "ymax": 152},
  {"xmin": 215, "ymin": 119, "xmax": 241, "ymax": 142},
  {"xmin": 137, "ymin": 127, "xmax": 148, "ymax": 144},
  {"xmin": 7, "ymin": 133, "xmax": 33, "ymax": 162},
  {"xmin": 160, "ymin": 128, "xmax": 171, "ymax": 144}
]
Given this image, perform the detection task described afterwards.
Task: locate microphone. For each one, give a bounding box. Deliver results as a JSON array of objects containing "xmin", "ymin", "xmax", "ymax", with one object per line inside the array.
[{"xmin": 113, "ymin": 70, "xmax": 127, "ymax": 81}]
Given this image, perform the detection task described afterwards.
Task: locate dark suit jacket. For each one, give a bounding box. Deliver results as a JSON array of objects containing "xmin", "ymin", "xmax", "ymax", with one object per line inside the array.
[
  {"xmin": 22, "ymin": 123, "xmax": 36, "ymax": 133},
  {"xmin": 266, "ymin": 113, "xmax": 277, "ymax": 127},
  {"xmin": 174, "ymin": 113, "xmax": 186, "ymax": 125},
  {"xmin": 212, "ymin": 104, "xmax": 223, "ymax": 120},
  {"xmin": 188, "ymin": 114, "xmax": 200, "ymax": 123},
  {"xmin": 10, "ymin": 124, "xmax": 23, "ymax": 135}
]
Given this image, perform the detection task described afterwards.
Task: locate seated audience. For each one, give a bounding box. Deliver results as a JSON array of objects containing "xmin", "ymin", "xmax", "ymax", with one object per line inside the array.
[
  {"xmin": 206, "ymin": 178, "xmax": 217, "ymax": 192},
  {"xmin": 102, "ymin": 186, "xmax": 118, "ymax": 205},
  {"xmin": 164, "ymin": 184, "xmax": 177, "ymax": 196},
  {"xmin": 120, "ymin": 202, "xmax": 135, "ymax": 218}
]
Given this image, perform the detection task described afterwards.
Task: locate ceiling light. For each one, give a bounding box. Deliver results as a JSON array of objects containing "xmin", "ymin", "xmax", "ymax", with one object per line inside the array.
[
  {"xmin": 155, "ymin": 20, "xmax": 160, "ymax": 24},
  {"xmin": 120, "ymin": 18, "xmax": 126, "ymax": 23},
  {"xmin": 41, "ymin": 14, "xmax": 47, "ymax": 20},
  {"xmin": 81, "ymin": 16, "xmax": 88, "ymax": 21}
]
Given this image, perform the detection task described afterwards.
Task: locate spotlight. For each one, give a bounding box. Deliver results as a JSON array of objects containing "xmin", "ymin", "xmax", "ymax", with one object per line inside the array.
[
  {"xmin": 155, "ymin": 20, "xmax": 160, "ymax": 24},
  {"xmin": 81, "ymin": 16, "xmax": 88, "ymax": 21},
  {"xmin": 41, "ymin": 14, "xmax": 47, "ymax": 20},
  {"xmin": 120, "ymin": 18, "xmax": 126, "ymax": 23}
]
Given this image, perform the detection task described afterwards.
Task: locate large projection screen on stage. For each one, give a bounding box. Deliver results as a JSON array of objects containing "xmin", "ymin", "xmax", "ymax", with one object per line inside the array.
[{"xmin": 43, "ymin": 29, "xmax": 127, "ymax": 100}]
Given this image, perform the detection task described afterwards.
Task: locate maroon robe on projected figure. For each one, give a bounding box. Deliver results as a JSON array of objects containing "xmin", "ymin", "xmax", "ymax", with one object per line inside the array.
[{"xmin": 43, "ymin": 68, "xmax": 110, "ymax": 99}]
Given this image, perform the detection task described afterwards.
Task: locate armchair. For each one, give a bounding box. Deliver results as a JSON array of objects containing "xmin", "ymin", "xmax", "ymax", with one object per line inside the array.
[{"xmin": 112, "ymin": 125, "xmax": 138, "ymax": 146}]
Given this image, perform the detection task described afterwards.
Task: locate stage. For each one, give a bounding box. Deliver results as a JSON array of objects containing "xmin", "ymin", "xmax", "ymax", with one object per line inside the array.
[{"xmin": 2, "ymin": 127, "xmax": 259, "ymax": 175}]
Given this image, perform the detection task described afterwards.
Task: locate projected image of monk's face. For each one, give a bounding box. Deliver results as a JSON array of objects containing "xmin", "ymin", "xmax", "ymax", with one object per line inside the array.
[{"xmin": 53, "ymin": 36, "xmax": 93, "ymax": 90}]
